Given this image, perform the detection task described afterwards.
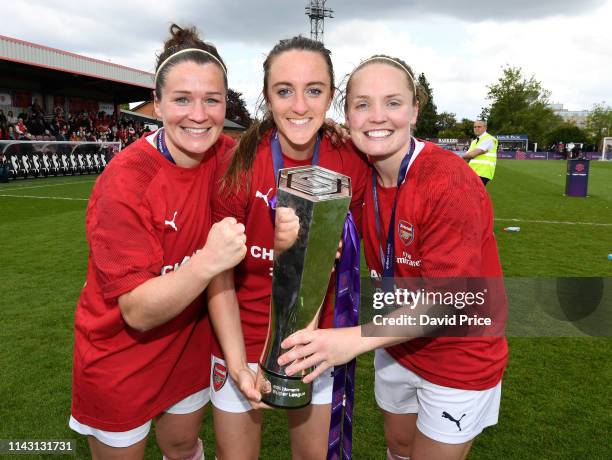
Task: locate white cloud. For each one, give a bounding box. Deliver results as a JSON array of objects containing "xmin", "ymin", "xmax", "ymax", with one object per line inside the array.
[{"xmin": 1, "ymin": 0, "xmax": 610, "ymax": 120}]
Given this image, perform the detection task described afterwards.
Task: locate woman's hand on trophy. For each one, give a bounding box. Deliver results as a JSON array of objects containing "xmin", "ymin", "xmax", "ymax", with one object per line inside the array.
[
  {"xmin": 331, "ymin": 239, "xmax": 343, "ymax": 273},
  {"xmin": 277, "ymin": 326, "xmax": 362, "ymax": 384},
  {"xmin": 233, "ymin": 366, "xmax": 273, "ymax": 410},
  {"xmin": 274, "ymin": 207, "xmax": 300, "ymax": 256}
]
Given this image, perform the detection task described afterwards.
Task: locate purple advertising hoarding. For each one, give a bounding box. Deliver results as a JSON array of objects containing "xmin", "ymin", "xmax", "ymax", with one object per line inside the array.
[{"xmin": 497, "ymin": 151, "xmax": 602, "ymax": 160}]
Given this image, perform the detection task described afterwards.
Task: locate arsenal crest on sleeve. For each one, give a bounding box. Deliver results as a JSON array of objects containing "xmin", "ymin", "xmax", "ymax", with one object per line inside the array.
[
  {"xmin": 213, "ymin": 362, "xmax": 227, "ymax": 392},
  {"xmin": 398, "ymin": 220, "xmax": 415, "ymax": 246}
]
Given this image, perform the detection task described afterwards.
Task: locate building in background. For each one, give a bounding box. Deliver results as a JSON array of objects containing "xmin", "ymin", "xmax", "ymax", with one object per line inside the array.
[
  {"xmin": 0, "ymin": 34, "xmax": 153, "ymax": 119},
  {"xmin": 0, "ymin": 35, "xmax": 245, "ymax": 140},
  {"xmin": 548, "ymin": 103, "xmax": 591, "ymax": 129}
]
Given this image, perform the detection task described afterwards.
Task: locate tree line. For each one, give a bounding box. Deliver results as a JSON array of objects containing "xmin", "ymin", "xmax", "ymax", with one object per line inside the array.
[
  {"xmin": 414, "ymin": 66, "xmax": 612, "ymax": 151},
  {"xmin": 228, "ymin": 67, "xmax": 612, "ymax": 152}
]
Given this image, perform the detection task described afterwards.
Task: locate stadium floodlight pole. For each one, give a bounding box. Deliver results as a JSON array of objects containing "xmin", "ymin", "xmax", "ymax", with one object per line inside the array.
[{"xmin": 305, "ymin": 0, "xmax": 334, "ymax": 43}]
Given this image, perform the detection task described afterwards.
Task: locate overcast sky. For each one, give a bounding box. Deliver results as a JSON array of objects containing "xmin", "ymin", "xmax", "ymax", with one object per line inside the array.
[{"xmin": 3, "ymin": 0, "xmax": 611, "ymax": 120}]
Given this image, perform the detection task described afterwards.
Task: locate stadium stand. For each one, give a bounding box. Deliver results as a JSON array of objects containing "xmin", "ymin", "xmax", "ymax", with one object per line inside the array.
[{"xmin": 0, "ymin": 34, "xmax": 245, "ymax": 180}]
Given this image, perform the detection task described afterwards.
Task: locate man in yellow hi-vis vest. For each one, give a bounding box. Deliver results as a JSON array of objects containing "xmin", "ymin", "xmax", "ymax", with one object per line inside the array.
[{"xmin": 464, "ymin": 120, "xmax": 498, "ymax": 186}]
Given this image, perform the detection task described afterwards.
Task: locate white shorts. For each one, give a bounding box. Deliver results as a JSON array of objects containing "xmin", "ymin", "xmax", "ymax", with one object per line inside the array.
[
  {"xmin": 374, "ymin": 348, "xmax": 501, "ymax": 444},
  {"xmin": 210, "ymin": 355, "xmax": 333, "ymax": 413},
  {"xmin": 69, "ymin": 388, "xmax": 210, "ymax": 448}
]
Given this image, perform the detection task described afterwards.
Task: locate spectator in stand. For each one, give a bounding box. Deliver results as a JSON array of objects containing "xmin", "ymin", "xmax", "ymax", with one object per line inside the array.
[
  {"xmin": 7, "ymin": 110, "xmax": 18, "ymax": 125},
  {"xmin": 0, "ymin": 105, "xmax": 154, "ymax": 144},
  {"xmin": 28, "ymin": 115, "xmax": 46, "ymax": 136},
  {"xmin": 97, "ymin": 113, "xmax": 110, "ymax": 136},
  {"xmin": 31, "ymin": 98, "xmax": 43, "ymax": 116},
  {"xmin": 15, "ymin": 118, "xmax": 28, "ymax": 139},
  {"xmin": 56, "ymin": 127, "xmax": 68, "ymax": 142},
  {"xmin": 77, "ymin": 112, "xmax": 91, "ymax": 130},
  {"xmin": 99, "ymin": 127, "xmax": 112, "ymax": 140},
  {"xmin": 126, "ymin": 127, "xmax": 137, "ymax": 146},
  {"xmin": 50, "ymin": 116, "xmax": 64, "ymax": 136},
  {"xmin": 116, "ymin": 125, "xmax": 127, "ymax": 146},
  {"xmin": 77, "ymin": 126, "xmax": 88, "ymax": 141}
]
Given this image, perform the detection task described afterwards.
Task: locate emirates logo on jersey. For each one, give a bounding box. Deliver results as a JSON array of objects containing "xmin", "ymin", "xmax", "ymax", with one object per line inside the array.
[
  {"xmin": 398, "ymin": 220, "xmax": 415, "ymax": 246},
  {"xmin": 213, "ymin": 362, "xmax": 228, "ymax": 392}
]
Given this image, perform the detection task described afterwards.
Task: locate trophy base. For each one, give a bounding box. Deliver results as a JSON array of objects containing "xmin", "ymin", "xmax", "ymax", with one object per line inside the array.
[{"xmin": 260, "ymin": 368, "xmax": 312, "ymax": 409}]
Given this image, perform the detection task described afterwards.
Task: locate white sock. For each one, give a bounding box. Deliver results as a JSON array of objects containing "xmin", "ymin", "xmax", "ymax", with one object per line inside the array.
[{"xmin": 387, "ymin": 448, "xmax": 410, "ymax": 460}]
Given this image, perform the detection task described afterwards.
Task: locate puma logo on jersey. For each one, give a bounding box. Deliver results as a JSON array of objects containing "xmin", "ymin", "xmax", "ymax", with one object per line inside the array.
[
  {"xmin": 165, "ymin": 211, "xmax": 178, "ymax": 231},
  {"xmin": 255, "ymin": 188, "xmax": 273, "ymax": 207}
]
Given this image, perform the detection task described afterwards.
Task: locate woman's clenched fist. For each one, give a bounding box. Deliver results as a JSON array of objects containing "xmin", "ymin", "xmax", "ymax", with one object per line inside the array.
[{"xmin": 203, "ymin": 217, "xmax": 247, "ymax": 275}]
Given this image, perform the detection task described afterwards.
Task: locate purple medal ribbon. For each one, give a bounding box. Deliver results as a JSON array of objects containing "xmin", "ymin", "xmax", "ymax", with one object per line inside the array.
[
  {"xmin": 326, "ymin": 211, "xmax": 360, "ymax": 460},
  {"xmin": 372, "ymin": 138, "xmax": 415, "ymax": 291},
  {"xmin": 155, "ymin": 128, "xmax": 176, "ymax": 164}
]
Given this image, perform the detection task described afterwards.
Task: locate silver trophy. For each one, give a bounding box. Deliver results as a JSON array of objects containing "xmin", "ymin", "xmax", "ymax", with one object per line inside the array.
[{"xmin": 260, "ymin": 165, "xmax": 352, "ymax": 408}]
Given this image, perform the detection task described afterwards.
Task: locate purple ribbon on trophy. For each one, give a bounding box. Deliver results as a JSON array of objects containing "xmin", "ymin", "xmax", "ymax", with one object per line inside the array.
[
  {"xmin": 327, "ymin": 211, "xmax": 360, "ymax": 460},
  {"xmin": 269, "ymin": 195, "xmax": 277, "ymax": 218}
]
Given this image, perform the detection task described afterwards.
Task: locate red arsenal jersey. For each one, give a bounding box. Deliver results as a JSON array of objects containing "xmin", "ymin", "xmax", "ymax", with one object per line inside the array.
[
  {"xmin": 363, "ymin": 140, "xmax": 508, "ymax": 390},
  {"xmin": 71, "ymin": 134, "xmax": 235, "ymax": 431},
  {"xmin": 212, "ymin": 131, "xmax": 369, "ymax": 362}
]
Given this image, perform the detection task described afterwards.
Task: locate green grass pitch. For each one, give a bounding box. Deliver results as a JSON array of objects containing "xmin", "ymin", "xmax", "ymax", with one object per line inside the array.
[{"xmin": 1, "ymin": 160, "xmax": 610, "ymax": 459}]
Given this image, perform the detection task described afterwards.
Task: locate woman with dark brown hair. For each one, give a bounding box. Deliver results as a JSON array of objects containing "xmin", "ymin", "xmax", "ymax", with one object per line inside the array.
[
  {"xmin": 69, "ymin": 24, "xmax": 246, "ymax": 460},
  {"xmin": 207, "ymin": 36, "xmax": 369, "ymax": 459}
]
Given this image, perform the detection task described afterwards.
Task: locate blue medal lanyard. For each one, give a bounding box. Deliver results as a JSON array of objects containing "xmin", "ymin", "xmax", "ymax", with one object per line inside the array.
[
  {"xmin": 270, "ymin": 130, "xmax": 321, "ymax": 180},
  {"xmin": 372, "ymin": 137, "xmax": 416, "ymax": 279},
  {"xmin": 156, "ymin": 128, "xmax": 176, "ymax": 164}
]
